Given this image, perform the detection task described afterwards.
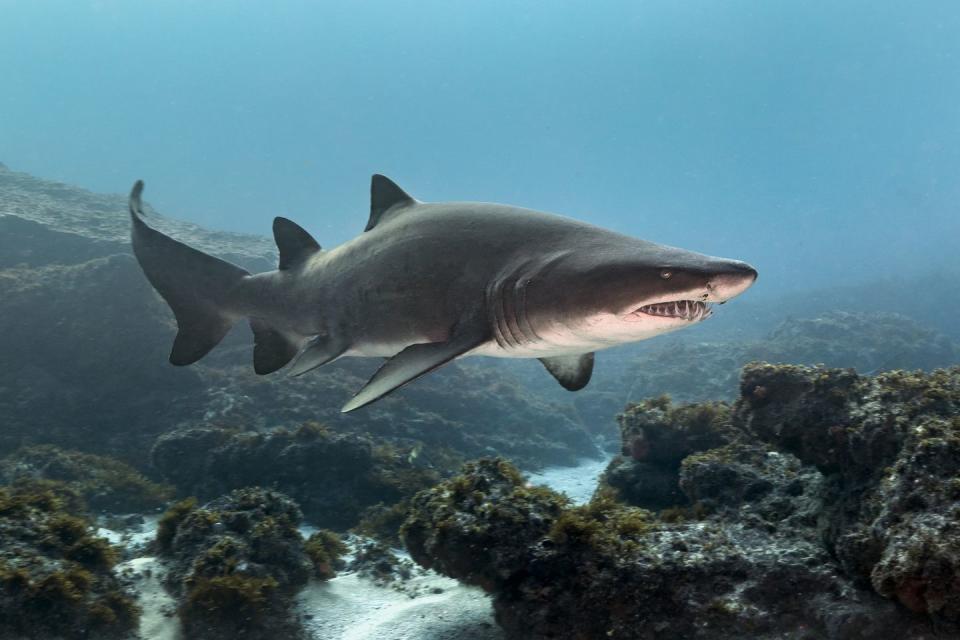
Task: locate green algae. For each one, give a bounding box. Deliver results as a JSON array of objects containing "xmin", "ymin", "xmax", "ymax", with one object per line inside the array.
[
  {"xmin": 0, "ymin": 482, "xmax": 138, "ymax": 639},
  {"xmin": 305, "ymin": 530, "xmax": 348, "ymax": 580},
  {"xmin": 181, "ymin": 575, "xmax": 279, "ymax": 621},
  {"xmin": 1, "ymin": 444, "xmax": 173, "ymax": 512},
  {"xmin": 156, "ymin": 496, "xmax": 198, "ymax": 552}
]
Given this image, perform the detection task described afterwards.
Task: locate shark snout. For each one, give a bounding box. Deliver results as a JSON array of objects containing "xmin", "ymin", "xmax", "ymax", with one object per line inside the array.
[{"xmin": 707, "ymin": 261, "xmax": 758, "ymax": 302}]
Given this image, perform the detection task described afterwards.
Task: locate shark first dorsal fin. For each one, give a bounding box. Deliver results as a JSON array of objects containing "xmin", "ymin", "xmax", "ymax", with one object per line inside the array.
[
  {"xmin": 539, "ymin": 353, "xmax": 595, "ymax": 391},
  {"xmin": 273, "ymin": 217, "xmax": 320, "ymax": 270},
  {"xmin": 365, "ymin": 174, "xmax": 417, "ymax": 231}
]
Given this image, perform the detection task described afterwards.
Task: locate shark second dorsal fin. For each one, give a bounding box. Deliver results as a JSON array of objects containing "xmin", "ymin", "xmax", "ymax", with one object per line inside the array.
[
  {"xmin": 365, "ymin": 174, "xmax": 417, "ymax": 231},
  {"xmin": 273, "ymin": 217, "xmax": 321, "ymax": 270}
]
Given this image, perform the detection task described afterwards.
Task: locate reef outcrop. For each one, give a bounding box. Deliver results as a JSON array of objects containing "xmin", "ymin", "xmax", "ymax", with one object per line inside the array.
[
  {"xmin": 0, "ymin": 444, "xmax": 172, "ymax": 513},
  {"xmin": 404, "ymin": 363, "xmax": 960, "ymax": 638},
  {"xmin": 157, "ymin": 487, "xmax": 324, "ymax": 640},
  {"xmin": 152, "ymin": 422, "xmax": 440, "ymax": 531},
  {"xmin": 0, "ymin": 480, "xmax": 140, "ymax": 639},
  {"xmin": 738, "ymin": 363, "xmax": 960, "ymax": 620}
]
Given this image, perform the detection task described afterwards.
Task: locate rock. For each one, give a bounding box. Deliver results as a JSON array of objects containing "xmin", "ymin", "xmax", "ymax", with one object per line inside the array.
[
  {"xmin": 0, "ymin": 255, "xmax": 206, "ymax": 466},
  {"xmin": 403, "ymin": 364, "xmax": 960, "ymax": 637},
  {"xmin": 158, "ymin": 487, "xmax": 312, "ymax": 640},
  {"xmin": 738, "ymin": 363, "xmax": 960, "ymax": 619},
  {"xmin": 152, "ymin": 422, "xmax": 439, "ymax": 530},
  {"xmin": 0, "ymin": 480, "xmax": 140, "ymax": 639},
  {"xmin": 0, "ymin": 445, "xmax": 172, "ymax": 513},
  {"xmin": 600, "ymin": 397, "xmax": 734, "ymax": 509},
  {"xmin": 403, "ymin": 458, "xmax": 930, "ymax": 639}
]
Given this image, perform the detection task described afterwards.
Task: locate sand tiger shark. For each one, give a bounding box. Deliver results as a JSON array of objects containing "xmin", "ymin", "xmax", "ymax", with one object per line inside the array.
[{"xmin": 128, "ymin": 176, "xmax": 757, "ymax": 412}]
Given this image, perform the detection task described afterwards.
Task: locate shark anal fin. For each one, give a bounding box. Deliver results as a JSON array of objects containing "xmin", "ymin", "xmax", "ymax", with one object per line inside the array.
[
  {"xmin": 342, "ymin": 328, "xmax": 488, "ymax": 413},
  {"xmin": 273, "ymin": 217, "xmax": 321, "ymax": 270},
  {"xmin": 288, "ymin": 334, "xmax": 348, "ymax": 376},
  {"xmin": 539, "ymin": 353, "xmax": 594, "ymax": 391},
  {"xmin": 365, "ymin": 174, "xmax": 417, "ymax": 231},
  {"xmin": 251, "ymin": 319, "xmax": 300, "ymax": 374}
]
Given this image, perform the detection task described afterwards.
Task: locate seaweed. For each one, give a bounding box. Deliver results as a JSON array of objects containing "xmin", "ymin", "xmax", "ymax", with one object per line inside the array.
[{"xmin": 304, "ymin": 530, "xmax": 348, "ymax": 580}]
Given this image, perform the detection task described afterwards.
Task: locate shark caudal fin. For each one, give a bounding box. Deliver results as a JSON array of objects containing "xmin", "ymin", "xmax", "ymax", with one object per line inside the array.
[{"xmin": 128, "ymin": 181, "xmax": 249, "ymax": 365}]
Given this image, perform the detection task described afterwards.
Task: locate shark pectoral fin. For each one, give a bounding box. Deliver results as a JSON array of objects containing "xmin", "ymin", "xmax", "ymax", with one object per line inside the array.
[
  {"xmin": 250, "ymin": 319, "xmax": 300, "ymax": 375},
  {"xmin": 539, "ymin": 353, "xmax": 595, "ymax": 391},
  {"xmin": 341, "ymin": 329, "xmax": 488, "ymax": 413},
  {"xmin": 287, "ymin": 334, "xmax": 348, "ymax": 377}
]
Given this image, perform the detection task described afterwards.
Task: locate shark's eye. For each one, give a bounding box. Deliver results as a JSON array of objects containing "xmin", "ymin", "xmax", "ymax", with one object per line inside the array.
[{"xmin": 660, "ymin": 270, "xmax": 672, "ymax": 279}]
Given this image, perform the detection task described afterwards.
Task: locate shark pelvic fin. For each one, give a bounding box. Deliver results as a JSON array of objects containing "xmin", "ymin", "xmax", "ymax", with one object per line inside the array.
[
  {"xmin": 288, "ymin": 334, "xmax": 348, "ymax": 376},
  {"xmin": 365, "ymin": 174, "xmax": 417, "ymax": 231},
  {"xmin": 342, "ymin": 326, "xmax": 488, "ymax": 412},
  {"xmin": 250, "ymin": 319, "xmax": 300, "ymax": 374},
  {"xmin": 539, "ymin": 353, "xmax": 595, "ymax": 391},
  {"xmin": 273, "ymin": 217, "xmax": 321, "ymax": 270}
]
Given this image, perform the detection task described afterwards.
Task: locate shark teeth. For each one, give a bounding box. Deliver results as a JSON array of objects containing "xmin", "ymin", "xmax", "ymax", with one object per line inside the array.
[{"xmin": 635, "ymin": 300, "xmax": 711, "ymax": 321}]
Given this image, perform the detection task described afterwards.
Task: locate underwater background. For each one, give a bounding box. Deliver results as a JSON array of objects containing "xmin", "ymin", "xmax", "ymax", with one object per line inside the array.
[{"xmin": 1, "ymin": 1, "xmax": 959, "ymax": 639}]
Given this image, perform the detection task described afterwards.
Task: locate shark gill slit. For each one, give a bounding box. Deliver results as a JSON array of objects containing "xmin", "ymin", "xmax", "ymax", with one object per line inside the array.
[
  {"xmin": 514, "ymin": 276, "xmax": 540, "ymax": 343},
  {"xmin": 488, "ymin": 279, "xmax": 515, "ymax": 349},
  {"xmin": 502, "ymin": 275, "xmax": 528, "ymax": 347}
]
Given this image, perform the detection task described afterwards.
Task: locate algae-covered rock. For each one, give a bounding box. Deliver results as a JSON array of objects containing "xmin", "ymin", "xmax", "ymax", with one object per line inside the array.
[
  {"xmin": 679, "ymin": 443, "xmax": 825, "ymax": 535},
  {"xmin": 403, "ymin": 459, "xmax": 569, "ymax": 593},
  {"xmin": 0, "ymin": 481, "xmax": 139, "ymax": 639},
  {"xmin": 404, "ymin": 364, "xmax": 960, "ymax": 637},
  {"xmin": 159, "ymin": 487, "xmax": 313, "ymax": 640},
  {"xmin": 304, "ymin": 530, "xmax": 348, "ymax": 580},
  {"xmin": 737, "ymin": 363, "xmax": 960, "ymax": 620},
  {"xmin": 403, "ymin": 458, "xmax": 924, "ymax": 639},
  {"xmin": 600, "ymin": 397, "xmax": 734, "ymax": 509},
  {"xmin": 152, "ymin": 422, "xmax": 440, "ymax": 530},
  {"xmin": 0, "ymin": 444, "xmax": 172, "ymax": 513}
]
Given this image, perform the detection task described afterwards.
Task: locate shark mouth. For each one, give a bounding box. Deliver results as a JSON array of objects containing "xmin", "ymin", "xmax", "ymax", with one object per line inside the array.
[{"xmin": 634, "ymin": 300, "xmax": 712, "ymax": 322}]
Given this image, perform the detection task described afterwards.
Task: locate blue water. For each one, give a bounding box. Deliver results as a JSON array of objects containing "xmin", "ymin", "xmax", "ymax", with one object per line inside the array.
[{"xmin": 2, "ymin": 0, "xmax": 958, "ymax": 292}]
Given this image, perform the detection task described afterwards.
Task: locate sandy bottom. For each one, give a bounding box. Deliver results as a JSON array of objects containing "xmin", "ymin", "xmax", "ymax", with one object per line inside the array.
[
  {"xmin": 527, "ymin": 455, "xmax": 610, "ymax": 505},
  {"xmin": 297, "ymin": 571, "xmax": 503, "ymax": 640},
  {"xmin": 118, "ymin": 556, "xmax": 181, "ymax": 640},
  {"xmin": 113, "ymin": 456, "xmax": 610, "ymax": 639}
]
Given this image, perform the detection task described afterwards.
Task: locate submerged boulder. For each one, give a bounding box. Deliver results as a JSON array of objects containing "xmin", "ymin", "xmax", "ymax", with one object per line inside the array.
[
  {"xmin": 403, "ymin": 459, "xmax": 922, "ymax": 639},
  {"xmin": 601, "ymin": 397, "xmax": 734, "ymax": 509},
  {"xmin": 152, "ymin": 422, "xmax": 440, "ymax": 530},
  {"xmin": 739, "ymin": 363, "xmax": 960, "ymax": 620},
  {"xmin": 157, "ymin": 487, "xmax": 314, "ymax": 640},
  {"xmin": 0, "ymin": 444, "xmax": 172, "ymax": 513},
  {"xmin": 404, "ymin": 364, "xmax": 960, "ymax": 638},
  {"xmin": 0, "ymin": 480, "xmax": 140, "ymax": 639}
]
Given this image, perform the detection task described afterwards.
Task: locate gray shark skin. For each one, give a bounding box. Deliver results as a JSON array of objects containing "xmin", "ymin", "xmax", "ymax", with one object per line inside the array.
[{"xmin": 128, "ymin": 176, "xmax": 757, "ymax": 412}]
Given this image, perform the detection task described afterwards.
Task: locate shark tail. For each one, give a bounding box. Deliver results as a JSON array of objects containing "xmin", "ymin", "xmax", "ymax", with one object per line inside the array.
[{"xmin": 128, "ymin": 180, "xmax": 250, "ymax": 365}]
